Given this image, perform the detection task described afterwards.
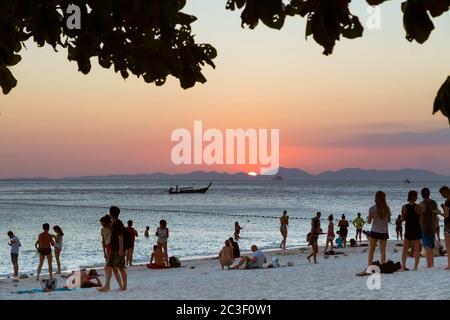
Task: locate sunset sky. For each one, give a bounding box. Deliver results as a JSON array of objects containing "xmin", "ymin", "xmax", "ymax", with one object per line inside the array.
[{"xmin": 1, "ymin": 1, "xmax": 450, "ymax": 178}]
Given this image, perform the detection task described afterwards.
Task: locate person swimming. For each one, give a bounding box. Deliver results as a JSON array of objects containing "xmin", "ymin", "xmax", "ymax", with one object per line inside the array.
[
  {"xmin": 144, "ymin": 226, "xmax": 150, "ymax": 238},
  {"xmin": 234, "ymin": 221, "xmax": 242, "ymax": 240}
]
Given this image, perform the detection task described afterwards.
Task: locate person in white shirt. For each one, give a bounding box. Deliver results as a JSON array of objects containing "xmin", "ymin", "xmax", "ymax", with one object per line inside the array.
[
  {"xmin": 8, "ymin": 231, "xmax": 21, "ymax": 277},
  {"xmin": 235, "ymin": 245, "xmax": 266, "ymax": 269}
]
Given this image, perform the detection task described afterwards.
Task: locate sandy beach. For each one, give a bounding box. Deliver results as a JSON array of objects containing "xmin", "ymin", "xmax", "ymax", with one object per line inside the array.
[{"xmin": 1, "ymin": 240, "xmax": 449, "ymax": 300}]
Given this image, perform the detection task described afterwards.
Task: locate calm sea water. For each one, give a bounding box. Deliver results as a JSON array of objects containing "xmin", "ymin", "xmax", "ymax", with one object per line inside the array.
[{"xmin": 0, "ymin": 179, "xmax": 447, "ymax": 276}]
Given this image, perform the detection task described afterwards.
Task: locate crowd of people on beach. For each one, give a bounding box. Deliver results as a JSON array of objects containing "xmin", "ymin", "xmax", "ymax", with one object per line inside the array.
[{"xmin": 3, "ymin": 185, "xmax": 449, "ymax": 290}]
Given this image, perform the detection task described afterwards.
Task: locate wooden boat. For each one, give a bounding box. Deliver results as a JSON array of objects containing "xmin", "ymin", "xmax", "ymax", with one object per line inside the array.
[{"xmin": 168, "ymin": 182, "xmax": 212, "ymax": 194}]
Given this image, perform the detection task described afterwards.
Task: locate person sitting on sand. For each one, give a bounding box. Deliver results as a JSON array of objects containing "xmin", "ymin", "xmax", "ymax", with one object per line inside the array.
[
  {"xmin": 338, "ymin": 215, "xmax": 349, "ymax": 248},
  {"xmin": 144, "ymin": 226, "xmax": 150, "ymax": 238},
  {"xmin": 52, "ymin": 225, "xmax": 64, "ymax": 274},
  {"xmin": 65, "ymin": 269, "xmax": 103, "ymax": 289},
  {"xmin": 100, "ymin": 215, "xmax": 112, "ymax": 262},
  {"xmin": 228, "ymin": 237, "xmax": 240, "ymax": 258},
  {"xmin": 324, "ymin": 214, "xmax": 335, "ymax": 254},
  {"xmin": 219, "ymin": 240, "xmax": 234, "ymax": 270},
  {"xmin": 307, "ymin": 212, "xmax": 322, "ymax": 263},
  {"xmin": 367, "ymin": 191, "xmax": 391, "ymax": 267},
  {"xmin": 401, "ymin": 191, "xmax": 422, "ymax": 271},
  {"xmin": 395, "ymin": 215, "xmax": 403, "ymax": 242},
  {"xmin": 147, "ymin": 245, "xmax": 168, "ymax": 269},
  {"xmin": 353, "ymin": 213, "xmax": 365, "ymax": 244},
  {"xmin": 280, "ymin": 210, "xmax": 289, "ymax": 250},
  {"xmin": 419, "ymin": 188, "xmax": 439, "ymax": 268},
  {"xmin": 438, "ymin": 186, "xmax": 450, "ymax": 269},
  {"xmin": 234, "ymin": 221, "xmax": 242, "ymax": 241},
  {"xmin": 35, "ymin": 223, "xmax": 55, "ymax": 280},
  {"xmin": 235, "ymin": 245, "xmax": 266, "ymax": 269},
  {"xmin": 156, "ymin": 219, "xmax": 169, "ymax": 263}
]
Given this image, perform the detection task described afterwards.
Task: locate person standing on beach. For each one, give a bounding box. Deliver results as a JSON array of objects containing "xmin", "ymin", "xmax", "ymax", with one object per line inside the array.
[
  {"xmin": 52, "ymin": 226, "xmax": 64, "ymax": 274},
  {"xmin": 98, "ymin": 206, "xmax": 127, "ymax": 292},
  {"xmin": 395, "ymin": 215, "xmax": 403, "ymax": 242},
  {"xmin": 156, "ymin": 219, "xmax": 169, "ymax": 263},
  {"xmin": 307, "ymin": 212, "xmax": 321, "ymax": 263},
  {"xmin": 234, "ymin": 221, "xmax": 242, "ymax": 240},
  {"xmin": 353, "ymin": 213, "xmax": 365, "ymax": 244},
  {"xmin": 280, "ymin": 210, "xmax": 289, "ymax": 250},
  {"xmin": 126, "ymin": 220, "xmax": 138, "ymax": 266},
  {"xmin": 338, "ymin": 215, "xmax": 349, "ymax": 248},
  {"xmin": 419, "ymin": 188, "xmax": 439, "ymax": 268},
  {"xmin": 7, "ymin": 231, "xmax": 21, "ymax": 278},
  {"xmin": 35, "ymin": 223, "xmax": 55, "ymax": 280},
  {"xmin": 228, "ymin": 237, "xmax": 240, "ymax": 258},
  {"xmin": 401, "ymin": 191, "xmax": 422, "ymax": 271},
  {"xmin": 367, "ymin": 191, "xmax": 391, "ymax": 267},
  {"xmin": 100, "ymin": 215, "xmax": 112, "ymax": 262},
  {"xmin": 324, "ymin": 214, "xmax": 335, "ymax": 253},
  {"xmin": 438, "ymin": 186, "xmax": 450, "ymax": 269}
]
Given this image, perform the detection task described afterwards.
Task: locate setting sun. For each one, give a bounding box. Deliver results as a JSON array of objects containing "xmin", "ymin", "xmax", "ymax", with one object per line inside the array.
[{"xmin": 248, "ymin": 172, "xmax": 258, "ymax": 176}]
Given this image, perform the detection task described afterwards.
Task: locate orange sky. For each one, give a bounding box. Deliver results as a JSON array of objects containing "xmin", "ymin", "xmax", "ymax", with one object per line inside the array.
[{"xmin": 0, "ymin": 1, "xmax": 450, "ymax": 178}]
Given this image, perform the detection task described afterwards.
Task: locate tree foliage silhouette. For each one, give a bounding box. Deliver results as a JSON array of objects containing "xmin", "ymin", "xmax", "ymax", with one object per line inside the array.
[{"xmin": 0, "ymin": 0, "xmax": 449, "ymax": 123}]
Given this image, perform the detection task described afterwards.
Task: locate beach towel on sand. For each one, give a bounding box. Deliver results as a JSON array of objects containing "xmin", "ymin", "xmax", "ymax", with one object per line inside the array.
[{"xmin": 12, "ymin": 287, "xmax": 76, "ymax": 294}]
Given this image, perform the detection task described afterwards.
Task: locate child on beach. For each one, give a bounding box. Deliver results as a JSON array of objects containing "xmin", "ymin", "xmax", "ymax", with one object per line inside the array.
[
  {"xmin": 228, "ymin": 237, "xmax": 240, "ymax": 258},
  {"xmin": 338, "ymin": 215, "xmax": 349, "ymax": 248},
  {"xmin": 144, "ymin": 226, "xmax": 150, "ymax": 238},
  {"xmin": 156, "ymin": 219, "xmax": 169, "ymax": 263},
  {"xmin": 126, "ymin": 220, "xmax": 138, "ymax": 266},
  {"xmin": 324, "ymin": 214, "xmax": 335, "ymax": 253},
  {"xmin": 234, "ymin": 221, "xmax": 242, "ymax": 240},
  {"xmin": 280, "ymin": 210, "xmax": 289, "ymax": 250},
  {"xmin": 395, "ymin": 215, "xmax": 403, "ymax": 242},
  {"xmin": 219, "ymin": 240, "xmax": 234, "ymax": 270},
  {"xmin": 147, "ymin": 245, "xmax": 167, "ymax": 269},
  {"xmin": 7, "ymin": 231, "xmax": 21, "ymax": 278},
  {"xmin": 35, "ymin": 223, "xmax": 55, "ymax": 280},
  {"xmin": 100, "ymin": 215, "xmax": 112, "ymax": 262},
  {"xmin": 353, "ymin": 213, "xmax": 365, "ymax": 244},
  {"xmin": 52, "ymin": 225, "xmax": 64, "ymax": 274}
]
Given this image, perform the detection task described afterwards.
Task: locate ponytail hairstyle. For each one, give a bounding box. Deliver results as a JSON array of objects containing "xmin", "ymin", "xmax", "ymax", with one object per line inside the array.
[{"xmin": 375, "ymin": 191, "xmax": 391, "ymax": 220}]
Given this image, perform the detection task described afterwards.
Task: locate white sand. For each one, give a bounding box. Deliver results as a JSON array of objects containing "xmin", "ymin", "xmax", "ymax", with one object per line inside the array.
[{"xmin": 1, "ymin": 241, "xmax": 449, "ymax": 300}]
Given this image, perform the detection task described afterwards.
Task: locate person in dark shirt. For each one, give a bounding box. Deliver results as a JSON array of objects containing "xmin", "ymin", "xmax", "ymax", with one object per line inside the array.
[
  {"xmin": 419, "ymin": 188, "xmax": 439, "ymax": 268},
  {"xmin": 98, "ymin": 206, "xmax": 128, "ymax": 292},
  {"xmin": 307, "ymin": 212, "xmax": 322, "ymax": 264},
  {"xmin": 228, "ymin": 237, "xmax": 240, "ymax": 258},
  {"xmin": 439, "ymin": 186, "xmax": 450, "ymax": 269},
  {"xmin": 126, "ymin": 220, "xmax": 138, "ymax": 266}
]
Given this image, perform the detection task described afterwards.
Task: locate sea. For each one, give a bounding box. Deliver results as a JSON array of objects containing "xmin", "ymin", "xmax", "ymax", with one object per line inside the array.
[{"xmin": 0, "ymin": 179, "xmax": 447, "ymax": 276}]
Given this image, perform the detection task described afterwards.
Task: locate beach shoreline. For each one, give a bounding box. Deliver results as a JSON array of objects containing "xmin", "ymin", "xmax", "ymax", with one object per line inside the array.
[{"xmin": 2, "ymin": 240, "xmax": 449, "ymax": 300}]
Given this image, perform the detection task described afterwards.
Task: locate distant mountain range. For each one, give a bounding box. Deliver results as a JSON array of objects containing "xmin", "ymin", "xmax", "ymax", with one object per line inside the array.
[{"xmin": 36, "ymin": 167, "xmax": 449, "ymax": 181}]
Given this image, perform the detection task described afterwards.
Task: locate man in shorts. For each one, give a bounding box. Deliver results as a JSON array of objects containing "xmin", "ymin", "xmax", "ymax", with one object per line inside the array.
[
  {"xmin": 235, "ymin": 245, "xmax": 266, "ymax": 269},
  {"xmin": 35, "ymin": 223, "xmax": 55, "ymax": 280},
  {"xmin": 98, "ymin": 206, "xmax": 127, "ymax": 292},
  {"xmin": 8, "ymin": 231, "xmax": 21, "ymax": 277}
]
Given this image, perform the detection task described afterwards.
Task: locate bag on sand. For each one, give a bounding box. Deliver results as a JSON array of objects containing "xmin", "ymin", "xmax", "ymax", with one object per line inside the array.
[
  {"xmin": 169, "ymin": 256, "xmax": 181, "ymax": 268},
  {"xmin": 380, "ymin": 261, "xmax": 401, "ymax": 274},
  {"xmin": 40, "ymin": 278, "xmax": 57, "ymax": 292},
  {"xmin": 349, "ymin": 239, "xmax": 357, "ymax": 247}
]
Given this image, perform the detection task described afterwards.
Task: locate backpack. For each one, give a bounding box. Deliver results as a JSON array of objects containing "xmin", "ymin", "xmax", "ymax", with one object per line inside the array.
[
  {"xmin": 40, "ymin": 278, "xmax": 57, "ymax": 292},
  {"xmin": 349, "ymin": 239, "xmax": 357, "ymax": 247},
  {"xmin": 169, "ymin": 256, "xmax": 181, "ymax": 268}
]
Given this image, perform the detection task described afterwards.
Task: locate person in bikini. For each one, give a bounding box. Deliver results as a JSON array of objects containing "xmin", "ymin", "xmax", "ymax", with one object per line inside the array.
[
  {"xmin": 35, "ymin": 223, "xmax": 55, "ymax": 280},
  {"xmin": 280, "ymin": 210, "xmax": 289, "ymax": 250}
]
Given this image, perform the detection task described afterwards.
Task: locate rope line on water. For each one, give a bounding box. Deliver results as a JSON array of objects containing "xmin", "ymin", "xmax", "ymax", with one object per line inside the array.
[{"xmin": 0, "ymin": 201, "xmax": 420, "ymax": 226}]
